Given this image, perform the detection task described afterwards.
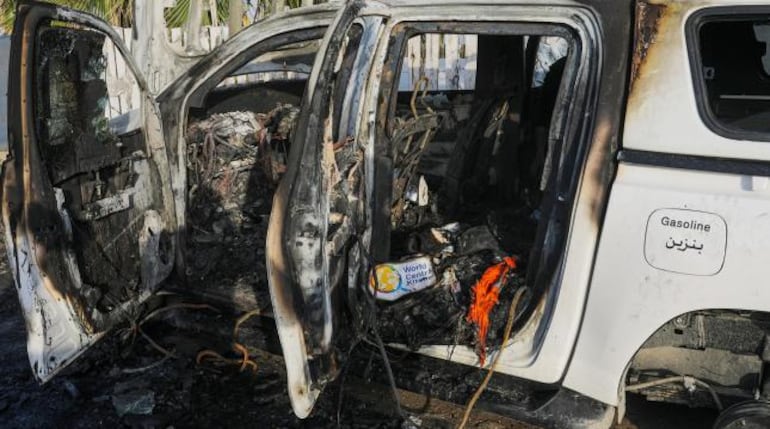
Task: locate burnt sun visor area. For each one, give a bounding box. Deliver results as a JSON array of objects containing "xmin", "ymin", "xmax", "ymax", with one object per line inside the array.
[{"xmin": 689, "ymin": 9, "xmax": 770, "ymax": 140}]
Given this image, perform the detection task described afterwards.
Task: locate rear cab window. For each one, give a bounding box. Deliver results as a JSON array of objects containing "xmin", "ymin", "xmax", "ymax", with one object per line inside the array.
[{"xmin": 690, "ymin": 9, "xmax": 770, "ymax": 140}]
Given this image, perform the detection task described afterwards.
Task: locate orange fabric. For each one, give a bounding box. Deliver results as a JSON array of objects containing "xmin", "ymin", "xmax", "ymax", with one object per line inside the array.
[{"xmin": 466, "ymin": 256, "xmax": 517, "ymax": 365}]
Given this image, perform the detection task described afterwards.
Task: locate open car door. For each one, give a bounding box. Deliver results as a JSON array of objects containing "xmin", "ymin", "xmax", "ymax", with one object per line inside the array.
[
  {"xmin": 266, "ymin": 2, "xmax": 380, "ymax": 418},
  {"xmin": 2, "ymin": 2, "xmax": 177, "ymax": 382}
]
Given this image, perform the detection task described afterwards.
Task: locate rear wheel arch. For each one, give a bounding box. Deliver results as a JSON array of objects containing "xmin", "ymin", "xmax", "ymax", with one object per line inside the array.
[{"xmin": 616, "ymin": 308, "xmax": 770, "ymax": 417}]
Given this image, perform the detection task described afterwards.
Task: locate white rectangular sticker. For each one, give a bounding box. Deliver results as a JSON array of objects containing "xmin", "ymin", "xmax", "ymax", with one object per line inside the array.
[
  {"xmin": 369, "ymin": 256, "xmax": 437, "ymax": 301},
  {"xmin": 644, "ymin": 208, "xmax": 727, "ymax": 276}
]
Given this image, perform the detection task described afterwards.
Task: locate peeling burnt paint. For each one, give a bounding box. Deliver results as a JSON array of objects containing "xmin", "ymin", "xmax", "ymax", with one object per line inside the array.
[
  {"xmin": 271, "ymin": 2, "xmax": 636, "ymax": 423},
  {"xmin": 6, "ymin": 2, "xmax": 644, "ymax": 427},
  {"xmin": 630, "ymin": 1, "xmax": 666, "ymax": 93},
  {"xmin": 1, "ymin": 2, "xmax": 177, "ymax": 383},
  {"xmin": 266, "ymin": 2, "xmax": 371, "ymax": 418}
]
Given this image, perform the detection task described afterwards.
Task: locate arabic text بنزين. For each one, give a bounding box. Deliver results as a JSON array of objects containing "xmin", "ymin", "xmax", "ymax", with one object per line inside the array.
[{"xmin": 665, "ymin": 237, "xmax": 704, "ymax": 252}]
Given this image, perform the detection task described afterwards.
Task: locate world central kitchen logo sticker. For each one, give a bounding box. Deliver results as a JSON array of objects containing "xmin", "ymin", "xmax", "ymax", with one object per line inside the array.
[
  {"xmin": 369, "ymin": 256, "xmax": 437, "ymax": 301},
  {"xmin": 644, "ymin": 208, "xmax": 727, "ymax": 276}
]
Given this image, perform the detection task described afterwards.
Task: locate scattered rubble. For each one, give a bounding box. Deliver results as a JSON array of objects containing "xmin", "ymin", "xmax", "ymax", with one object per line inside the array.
[
  {"xmin": 376, "ymin": 218, "xmax": 526, "ymax": 356},
  {"xmin": 184, "ymin": 105, "xmax": 298, "ymax": 308},
  {"xmin": 112, "ymin": 380, "xmax": 156, "ymax": 417},
  {"xmin": 0, "ymin": 226, "xmax": 716, "ymax": 428},
  {"xmin": 62, "ymin": 379, "xmax": 80, "ymax": 400}
]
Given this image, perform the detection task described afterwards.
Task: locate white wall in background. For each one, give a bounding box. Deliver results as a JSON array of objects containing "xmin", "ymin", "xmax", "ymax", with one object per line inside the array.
[{"xmin": 0, "ymin": 35, "xmax": 9, "ymax": 152}]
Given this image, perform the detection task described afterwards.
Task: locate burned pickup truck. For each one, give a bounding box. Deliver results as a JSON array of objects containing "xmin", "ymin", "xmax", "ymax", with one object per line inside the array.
[{"xmin": 7, "ymin": 0, "xmax": 770, "ymax": 428}]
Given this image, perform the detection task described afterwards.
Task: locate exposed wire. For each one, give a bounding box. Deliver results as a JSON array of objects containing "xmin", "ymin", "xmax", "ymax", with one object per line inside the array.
[
  {"xmin": 334, "ymin": 334, "xmax": 389, "ymax": 428},
  {"xmin": 138, "ymin": 302, "xmax": 218, "ymax": 326},
  {"xmin": 137, "ymin": 325, "xmax": 176, "ymax": 359},
  {"xmin": 625, "ymin": 375, "xmax": 723, "ymax": 411},
  {"xmin": 196, "ymin": 349, "xmax": 258, "ymax": 372},
  {"xmin": 335, "ymin": 355, "xmax": 351, "ymax": 428},
  {"xmin": 119, "ymin": 302, "xmax": 215, "ymax": 360},
  {"xmin": 232, "ymin": 309, "xmax": 262, "ymax": 371},
  {"xmin": 458, "ymin": 286, "xmax": 527, "ymax": 429},
  {"xmin": 355, "ymin": 237, "xmax": 409, "ymax": 422},
  {"xmin": 121, "ymin": 354, "xmax": 172, "ymax": 374},
  {"xmin": 196, "ymin": 308, "xmax": 262, "ymax": 372}
]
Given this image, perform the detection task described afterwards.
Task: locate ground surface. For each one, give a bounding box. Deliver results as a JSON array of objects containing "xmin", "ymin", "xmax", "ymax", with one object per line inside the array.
[
  {"xmin": 0, "ymin": 240, "xmax": 532, "ymax": 429},
  {"xmin": 0, "ymin": 241, "xmax": 718, "ymax": 428}
]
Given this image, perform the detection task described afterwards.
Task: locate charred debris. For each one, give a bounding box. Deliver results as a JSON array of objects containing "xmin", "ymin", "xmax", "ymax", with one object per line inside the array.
[
  {"xmin": 3, "ymin": 4, "xmax": 584, "ymax": 426},
  {"xmin": 183, "ymin": 86, "xmax": 533, "ymax": 363},
  {"xmin": 30, "ymin": 14, "xmax": 567, "ymax": 380},
  {"xmin": 182, "ymin": 32, "xmax": 570, "ymax": 364},
  {"xmin": 185, "ymin": 104, "xmax": 298, "ymax": 309},
  {"xmin": 367, "ymin": 33, "xmax": 569, "ymax": 359}
]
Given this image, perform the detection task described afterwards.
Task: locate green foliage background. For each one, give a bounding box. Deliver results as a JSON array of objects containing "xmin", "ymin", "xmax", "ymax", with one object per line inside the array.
[
  {"xmin": 1, "ymin": 0, "xmax": 135, "ymax": 31},
  {"xmin": 0, "ymin": 0, "xmax": 306, "ymax": 33}
]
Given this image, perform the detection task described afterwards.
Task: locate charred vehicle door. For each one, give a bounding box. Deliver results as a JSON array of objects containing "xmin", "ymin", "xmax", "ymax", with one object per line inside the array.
[
  {"xmin": 2, "ymin": 3, "xmax": 177, "ymax": 381},
  {"xmin": 269, "ymin": 0, "xmax": 630, "ymax": 421},
  {"xmin": 267, "ymin": 3, "xmax": 384, "ymax": 417}
]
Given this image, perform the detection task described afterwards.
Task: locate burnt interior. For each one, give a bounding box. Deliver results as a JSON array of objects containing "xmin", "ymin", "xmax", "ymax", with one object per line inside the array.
[
  {"xmin": 181, "ymin": 28, "xmax": 575, "ymax": 355},
  {"xmin": 33, "ymin": 25, "xmax": 164, "ymax": 327},
  {"xmin": 183, "ymin": 41, "xmax": 319, "ymax": 310},
  {"xmin": 30, "ymin": 21, "xmax": 573, "ymax": 357},
  {"xmin": 373, "ymin": 32, "xmax": 571, "ymax": 351}
]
